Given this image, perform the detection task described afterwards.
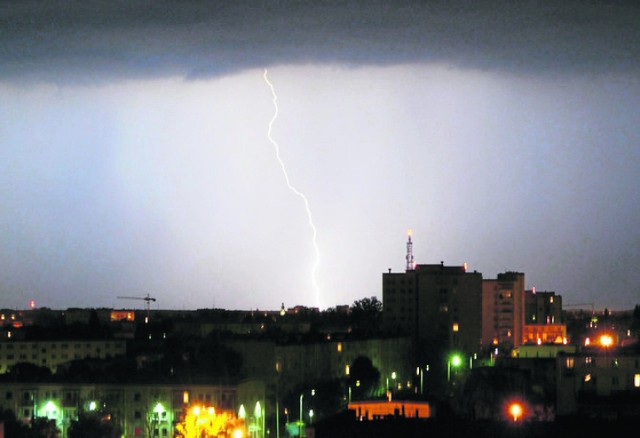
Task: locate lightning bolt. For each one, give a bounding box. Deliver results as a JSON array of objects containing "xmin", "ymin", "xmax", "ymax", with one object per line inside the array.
[{"xmin": 263, "ymin": 69, "xmax": 321, "ymax": 308}]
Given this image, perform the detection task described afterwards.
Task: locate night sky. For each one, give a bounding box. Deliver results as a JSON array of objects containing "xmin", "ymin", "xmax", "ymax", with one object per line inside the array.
[{"xmin": 1, "ymin": 0, "xmax": 639, "ymax": 311}]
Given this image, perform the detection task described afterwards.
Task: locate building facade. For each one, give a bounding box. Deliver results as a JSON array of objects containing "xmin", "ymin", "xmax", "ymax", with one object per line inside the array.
[
  {"xmin": 0, "ymin": 381, "xmax": 246, "ymax": 438},
  {"xmin": 383, "ymin": 263, "xmax": 483, "ymax": 364},
  {"xmin": 525, "ymin": 289, "xmax": 563, "ymax": 325},
  {"xmin": 481, "ymin": 272, "xmax": 525, "ymax": 351},
  {"xmin": 0, "ymin": 340, "xmax": 127, "ymax": 374},
  {"xmin": 556, "ymin": 348, "xmax": 640, "ymax": 418}
]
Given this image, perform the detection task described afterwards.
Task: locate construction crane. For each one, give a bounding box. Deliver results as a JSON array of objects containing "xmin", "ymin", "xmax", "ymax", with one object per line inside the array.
[{"xmin": 117, "ymin": 293, "xmax": 157, "ymax": 323}]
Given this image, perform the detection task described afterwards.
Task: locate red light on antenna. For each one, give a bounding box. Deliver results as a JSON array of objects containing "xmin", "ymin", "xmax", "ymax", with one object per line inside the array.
[{"xmin": 29, "ymin": 300, "xmax": 36, "ymax": 309}]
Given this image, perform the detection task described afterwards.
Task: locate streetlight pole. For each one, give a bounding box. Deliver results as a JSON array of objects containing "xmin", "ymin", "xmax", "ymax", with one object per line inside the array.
[
  {"xmin": 448, "ymin": 354, "xmax": 461, "ymax": 382},
  {"xmin": 299, "ymin": 393, "xmax": 304, "ymax": 438},
  {"xmin": 275, "ymin": 362, "xmax": 280, "ymax": 438}
]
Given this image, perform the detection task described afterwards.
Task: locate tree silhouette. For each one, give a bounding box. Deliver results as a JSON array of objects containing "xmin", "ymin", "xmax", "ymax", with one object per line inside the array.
[
  {"xmin": 348, "ymin": 356, "xmax": 380, "ymax": 400},
  {"xmin": 349, "ymin": 297, "xmax": 383, "ymax": 335}
]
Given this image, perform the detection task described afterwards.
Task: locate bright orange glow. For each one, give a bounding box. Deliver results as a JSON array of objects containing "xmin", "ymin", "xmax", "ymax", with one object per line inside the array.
[
  {"xmin": 177, "ymin": 406, "xmax": 244, "ymax": 438},
  {"xmin": 599, "ymin": 334, "xmax": 613, "ymax": 347},
  {"xmin": 509, "ymin": 403, "xmax": 523, "ymax": 421},
  {"xmin": 349, "ymin": 400, "xmax": 430, "ymax": 419}
]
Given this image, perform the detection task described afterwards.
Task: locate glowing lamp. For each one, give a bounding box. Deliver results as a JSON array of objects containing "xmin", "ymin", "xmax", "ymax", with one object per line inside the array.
[
  {"xmin": 509, "ymin": 402, "xmax": 523, "ymax": 421},
  {"xmin": 254, "ymin": 401, "xmax": 262, "ymax": 418},
  {"xmin": 599, "ymin": 334, "xmax": 613, "ymax": 347}
]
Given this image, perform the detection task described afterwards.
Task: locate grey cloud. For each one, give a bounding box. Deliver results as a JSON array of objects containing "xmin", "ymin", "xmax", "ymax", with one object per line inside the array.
[{"xmin": 2, "ymin": 0, "xmax": 640, "ymax": 83}]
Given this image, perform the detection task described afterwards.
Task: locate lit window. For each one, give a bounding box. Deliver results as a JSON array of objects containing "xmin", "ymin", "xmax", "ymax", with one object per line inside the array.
[
  {"xmin": 565, "ymin": 358, "xmax": 574, "ymax": 369},
  {"xmin": 452, "ymin": 323, "xmax": 459, "ymax": 332},
  {"xmin": 634, "ymin": 374, "xmax": 640, "ymax": 388},
  {"xmin": 337, "ymin": 343, "xmax": 342, "ymax": 352},
  {"xmin": 584, "ymin": 374, "xmax": 591, "ymax": 382}
]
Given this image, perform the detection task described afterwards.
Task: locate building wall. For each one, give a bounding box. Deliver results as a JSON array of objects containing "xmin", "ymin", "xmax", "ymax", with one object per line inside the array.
[
  {"xmin": 481, "ymin": 272, "xmax": 525, "ymax": 351},
  {"xmin": 525, "ymin": 290, "xmax": 563, "ymax": 325},
  {"xmin": 0, "ymin": 340, "xmax": 127, "ymax": 373},
  {"xmin": 522, "ymin": 324, "xmax": 567, "ymax": 345},
  {"xmin": 384, "ymin": 264, "xmax": 483, "ymax": 356},
  {"xmin": 382, "ymin": 271, "xmax": 417, "ymax": 335},
  {"xmin": 348, "ymin": 400, "xmax": 431, "ymax": 419},
  {"xmin": 556, "ymin": 350, "xmax": 640, "ymax": 417},
  {"xmin": 0, "ymin": 382, "xmax": 240, "ymax": 438},
  {"xmin": 225, "ymin": 336, "xmax": 413, "ymax": 400}
]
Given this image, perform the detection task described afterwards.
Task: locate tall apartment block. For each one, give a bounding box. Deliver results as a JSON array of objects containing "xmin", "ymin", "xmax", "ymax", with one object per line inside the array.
[
  {"xmin": 481, "ymin": 272, "xmax": 525, "ymax": 350},
  {"xmin": 383, "ymin": 262, "xmax": 483, "ymax": 360},
  {"xmin": 523, "ymin": 289, "xmax": 567, "ymax": 344},
  {"xmin": 524, "ymin": 289, "xmax": 563, "ymax": 324}
]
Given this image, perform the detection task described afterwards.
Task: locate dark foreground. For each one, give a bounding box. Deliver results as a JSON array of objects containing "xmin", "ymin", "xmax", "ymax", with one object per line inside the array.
[{"xmin": 313, "ymin": 413, "xmax": 639, "ymax": 438}]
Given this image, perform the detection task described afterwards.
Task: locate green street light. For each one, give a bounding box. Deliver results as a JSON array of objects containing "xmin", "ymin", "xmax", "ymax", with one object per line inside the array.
[
  {"xmin": 448, "ymin": 354, "xmax": 462, "ymax": 382},
  {"xmin": 153, "ymin": 403, "xmax": 165, "ymax": 415},
  {"xmin": 254, "ymin": 401, "xmax": 262, "ymax": 419}
]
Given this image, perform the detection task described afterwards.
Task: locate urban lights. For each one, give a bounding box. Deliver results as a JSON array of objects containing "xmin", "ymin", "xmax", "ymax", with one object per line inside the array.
[
  {"xmin": 509, "ymin": 402, "xmax": 523, "ymax": 422},
  {"xmin": 298, "ymin": 389, "xmax": 316, "ymax": 438},
  {"xmin": 416, "ymin": 364, "xmax": 429, "ymax": 394},
  {"xmin": 447, "ymin": 354, "xmax": 462, "ymax": 382}
]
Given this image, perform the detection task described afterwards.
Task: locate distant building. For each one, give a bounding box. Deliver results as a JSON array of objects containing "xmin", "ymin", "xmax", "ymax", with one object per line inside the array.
[
  {"xmin": 0, "ymin": 339, "xmax": 126, "ymax": 374},
  {"xmin": 224, "ymin": 335, "xmax": 413, "ymax": 413},
  {"xmin": 0, "ymin": 381, "xmax": 247, "ymax": 438},
  {"xmin": 481, "ymin": 272, "xmax": 525, "ymax": 351},
  {"xmin": 348, "ymin": 400, "xmax": 431, "ymax": 420},
  {"xmin": 522, "ymin": 289, "xmax": 567, "ymax": 345},
  {"xmin": 525, "ymin": 289, "xmax": 563, "ymax": 325},
  {"xmin": 383, "ymin": 262, "xmax": 483, "ymax": 369},
  {"xmin": 556, "ymin": 347, "xmax": 640, "ymax": 418}
]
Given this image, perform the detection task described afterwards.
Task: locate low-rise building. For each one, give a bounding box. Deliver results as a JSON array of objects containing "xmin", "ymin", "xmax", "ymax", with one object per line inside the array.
[
  {"xmin": 0, "ymin": 340, "xmax": 127, "ymax": 374},
  {"xmin": 0, "ymin": 380, "xmax": 254, "ymax": 438}
]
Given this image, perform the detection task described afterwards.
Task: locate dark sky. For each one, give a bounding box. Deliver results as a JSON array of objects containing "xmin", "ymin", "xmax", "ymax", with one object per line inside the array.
[{"xmin": 1, "ymin": 0, "xmax": 639, "ymax": 311}]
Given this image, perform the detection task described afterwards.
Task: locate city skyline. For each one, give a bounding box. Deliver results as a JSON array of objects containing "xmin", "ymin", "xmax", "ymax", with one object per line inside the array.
[{"xmin": 1, "ymin": 1, "xmax": 639, "ymax": 311}]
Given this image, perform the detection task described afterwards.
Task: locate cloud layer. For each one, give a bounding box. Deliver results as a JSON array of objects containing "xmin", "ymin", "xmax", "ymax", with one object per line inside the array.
[{"xmin": 2, "ymin": 0, "xmax": 640, "ymax": 83}]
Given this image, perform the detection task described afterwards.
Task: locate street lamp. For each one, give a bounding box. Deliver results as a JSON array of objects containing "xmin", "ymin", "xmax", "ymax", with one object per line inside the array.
[
  {"xmin": 299, "ymin": 393, "xmax": 304, "ymax": 438},
  {"xmin": 385, "ymin": 371, "xmax": 397, "ymax": 393},
  {"xmin": 448, "ymin": 354, "xmax": 462, "ymax": 382},
  {"xmin": 254, "ymin": 401, "xmax": 263, "ymax": 438},
  {"xmin": 416, "ymin": 364, "xmax": 429, "ymax": 395},
  {"xmin": 508, "ymin": 402, "xmax": 523, "ymax": 422}
]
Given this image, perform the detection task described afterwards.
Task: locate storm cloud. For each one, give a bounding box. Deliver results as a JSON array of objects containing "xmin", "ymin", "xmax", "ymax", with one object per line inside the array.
[{"xmin": 2, "ymin": 0, "xmax": 640, "ymax": 84}]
